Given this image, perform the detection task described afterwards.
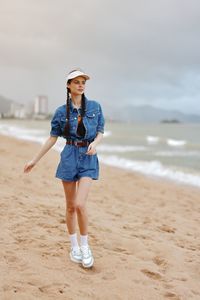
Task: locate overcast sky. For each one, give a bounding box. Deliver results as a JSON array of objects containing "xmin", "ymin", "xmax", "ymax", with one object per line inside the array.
[{"xmin": 0, "ymin": 0, "xmax": 200, "ymax": 114}]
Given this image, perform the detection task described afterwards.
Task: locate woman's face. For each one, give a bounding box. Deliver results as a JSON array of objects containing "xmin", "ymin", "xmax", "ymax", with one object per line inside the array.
[{"xmin": 67, "ymin": 76, "xmax": 86, "ymax": 96}]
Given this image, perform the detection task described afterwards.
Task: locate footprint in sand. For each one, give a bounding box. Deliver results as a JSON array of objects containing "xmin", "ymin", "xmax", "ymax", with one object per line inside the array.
[
  {"xmin": 153, "ymin": 256, "xmax": 168, "ymax": 269},
  {"xmin": 59, "ymin": 218, "xmax": 66, "ymax": 224},
  {"xmin": 4, "ymin": 253, "xmax": 28, "ymax": 271},
  {"xmin": 38, "ymin": 283, "xmax": 70, "ymax": 294},
  {"xmin": 113, "ymin": 247, "xmax": 132, "ymax": 255},
  {"xmin": 175, "ymin": 240, "xmax": 197, "ymax": 252},
  {"xmin": 164, "ymin": 284, "xmax": 174, "ymax": 290},
  {"xmin": 164, "ymin": 291, "xmax": 181, "ymax": 299},
  {"xmin": 142, "ymin": 217, "xmax": 152, "ymax": 224},
  {"xmin": 122, "ymin": 224, "xmax": 133, "ymax": 230},
  {"xmin": 4, "ymin": 254, "xmax": 18, "ymax": 263},
  {"xmin": 102, "ymin": 271, "xmax": 116, "ymax": 280},
  {"xmin": 3, "ymin": 284, "xmax": 24, "ymax": 294},
  {"xmin": 79, "ymin": 265, "xmax": 101, "ymax": 274},
  {"xmin": 158, "ymin": 225, "xmax": 176, "ymax": 233},
  {"xmin": 141, "ymin": 269, "xmax": 162, "ymax": 280}
]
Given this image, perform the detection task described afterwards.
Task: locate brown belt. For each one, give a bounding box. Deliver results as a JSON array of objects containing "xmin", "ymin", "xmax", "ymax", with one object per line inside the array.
[{"xmin": 66, "ymin": 139, "xmax": 90, "ymax": 147}]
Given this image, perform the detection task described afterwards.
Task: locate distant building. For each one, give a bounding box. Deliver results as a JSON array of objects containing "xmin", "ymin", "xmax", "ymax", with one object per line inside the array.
[
  {"xmin": 10, "ymin": 103, "xmax": 26, "ymax": 119},
  {"xmin": 34, "ymin": 95, "xmax": 48, "ymax": 115},
  {"xmin": 25, "ymin": 101, "xmax": 34, "ymax": 117},
  {"xmin": 0, "ymin": 94, "xmax": 49, "ymax": 119},
  {"xmin": 0, "ymin": 95, "xmax": 12, "ymax": 118}
]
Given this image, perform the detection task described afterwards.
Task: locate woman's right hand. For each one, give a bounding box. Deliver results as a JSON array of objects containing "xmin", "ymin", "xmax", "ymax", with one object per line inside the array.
[{"xmin": 24, "ymin": 160, "xmax": 36, "ymax": 173}]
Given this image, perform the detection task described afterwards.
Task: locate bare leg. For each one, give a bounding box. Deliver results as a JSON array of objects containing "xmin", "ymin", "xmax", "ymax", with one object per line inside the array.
[
  {"xmin": 62, "ymin": 180, "xmax": 77, "ymax": 234},
  {"xmin": 76, "ymin": 177, "xmax": 92, "ymax": 235}
]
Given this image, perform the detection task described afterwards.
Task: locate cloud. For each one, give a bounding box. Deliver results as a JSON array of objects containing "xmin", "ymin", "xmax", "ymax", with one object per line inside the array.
[{"xmin": 0, "ymin": 0, "xmax": 200, "ymax": 113}]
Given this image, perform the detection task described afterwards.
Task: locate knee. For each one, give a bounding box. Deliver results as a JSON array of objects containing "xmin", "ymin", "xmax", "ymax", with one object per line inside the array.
[
  {"xmin": 76, "ymin": 202, "xmax": 85, "ymax": 214},
  {"xmin": 67, "ymin": 205, "xmax": 76, "ymax": 214}
]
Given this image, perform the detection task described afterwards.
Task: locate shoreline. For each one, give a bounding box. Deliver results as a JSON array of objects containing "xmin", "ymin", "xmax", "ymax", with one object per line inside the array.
[
  {"xmin": 0, "ymin": 126, "xmax": 200, "ymax": 189},
  {"xmin": 1, "ymin": 120, "xmax": 200, "ymax": 189},
  {"xmin": 1, "ymin": 135, "xmax": 200, "ymax": 299}
]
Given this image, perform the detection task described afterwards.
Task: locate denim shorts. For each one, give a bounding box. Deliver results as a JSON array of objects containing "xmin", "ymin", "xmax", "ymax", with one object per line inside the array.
[{"xmin": 55, "ymin": 144, "xmax": 99, "ymax": 182}]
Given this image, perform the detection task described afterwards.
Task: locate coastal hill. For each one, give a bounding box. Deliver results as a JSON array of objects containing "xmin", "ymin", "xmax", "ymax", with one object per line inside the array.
[
  {"xmin": 1, "ymin": 94, "xmax": 200, "ymax": 123},
  {"xmin": 0, "ymin": 95, "xmax": 13, "ymax": 114},
  {"xmin": 104, "ymin": 104, "xmax": 200, "ymax": 123}
]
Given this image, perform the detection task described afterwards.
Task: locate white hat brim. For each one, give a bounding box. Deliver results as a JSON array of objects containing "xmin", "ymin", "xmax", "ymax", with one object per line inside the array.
[{"xmin": 67, "ymin": 70, "xmax": 90, "ymax": 81}]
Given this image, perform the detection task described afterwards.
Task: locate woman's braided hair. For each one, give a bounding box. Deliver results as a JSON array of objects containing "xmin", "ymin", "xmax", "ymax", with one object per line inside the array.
[{"xmin": 63, "ymin": 76, "xmax": 86, "ymax": 138}]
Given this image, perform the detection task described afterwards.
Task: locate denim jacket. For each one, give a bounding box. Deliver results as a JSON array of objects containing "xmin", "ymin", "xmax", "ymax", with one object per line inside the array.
[{"xmin": 50, "ymin": 97, "xmax": 105, "ymax": 141}]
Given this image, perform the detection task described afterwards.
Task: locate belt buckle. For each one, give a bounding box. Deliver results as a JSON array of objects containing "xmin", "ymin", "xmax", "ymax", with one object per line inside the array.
[{"xmin": 75, "ymin": 141, "xmax": 83, "ymax": 146}]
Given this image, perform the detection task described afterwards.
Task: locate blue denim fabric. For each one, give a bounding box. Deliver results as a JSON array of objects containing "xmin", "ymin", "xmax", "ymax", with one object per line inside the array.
[
  {"xmin": 50, "ymin": 97, "xmax": 105, "ymax": 140},
  {"xmin": 55, "ymin": 144, "xmax": 99, "ymax": 181},
  {"xmin": 50, "ymin": 97, "xmax": 105, "ymax": 181}
]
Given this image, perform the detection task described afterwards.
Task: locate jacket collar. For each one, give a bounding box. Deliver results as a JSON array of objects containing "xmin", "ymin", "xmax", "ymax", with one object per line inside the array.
[{"xmin": 69, "ymin": 97, "xmax": 88, "ymax": 112}]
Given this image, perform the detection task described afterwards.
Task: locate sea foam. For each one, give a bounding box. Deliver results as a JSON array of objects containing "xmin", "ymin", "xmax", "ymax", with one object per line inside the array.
[
  {"xmin": 167, "ymin": 139, "xmax": 186, "ymax": 147},
  {"xmin": 97, "ymin": 144, "xmax": 146, "ymax": 152},
  {"xmin": 146, "ymin": 136, "xmax": 160, "ymax": 144},
  {"xmin": 155, "ymin": 151, "xmax": 200, "ymax": 157},
  {"xmin": 98, "ymin": 154, "xmax": 200, "ymax": 188}
]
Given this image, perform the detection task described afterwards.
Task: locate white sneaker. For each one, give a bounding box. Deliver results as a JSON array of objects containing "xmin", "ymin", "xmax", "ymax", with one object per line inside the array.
[
  {"xmin": 69, "ymin": 247, "xmax": 82, "ymax": 264},
  {"xmin": 81, "ymin": 245, "xmax": 94, "ymax": 268}
]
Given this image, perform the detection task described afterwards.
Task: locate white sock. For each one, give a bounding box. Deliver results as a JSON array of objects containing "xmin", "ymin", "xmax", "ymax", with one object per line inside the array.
[
  {"xmin": 69, "ymin": 233, "xmax": 79, "ymax": 249},
  {"xmin": 80, "ymin": 234, "xmax": 88, "ymax": 247}
]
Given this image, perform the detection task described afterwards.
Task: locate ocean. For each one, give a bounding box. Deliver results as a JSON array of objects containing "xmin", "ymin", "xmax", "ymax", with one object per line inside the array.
[{"xmin": 0, "ymin": 119, "xmax": 200, "ymax": 188}]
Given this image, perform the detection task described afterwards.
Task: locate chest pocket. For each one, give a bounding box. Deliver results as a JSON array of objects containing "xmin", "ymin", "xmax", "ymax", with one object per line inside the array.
[
  {"xmin": 60, "ymin": 115, "xmax": 77, "ymax": 128},
  {"xmin": 85, "ymin": 109, "xmax": 99, "ymax": 126}
]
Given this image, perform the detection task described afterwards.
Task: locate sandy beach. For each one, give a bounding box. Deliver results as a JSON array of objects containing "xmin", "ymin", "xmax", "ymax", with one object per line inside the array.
[{"xmin": 1, "ymin": 134, "xmax": 200, "ymax": 300}]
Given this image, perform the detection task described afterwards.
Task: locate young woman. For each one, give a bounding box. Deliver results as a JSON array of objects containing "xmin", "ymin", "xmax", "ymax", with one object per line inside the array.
[{"xmin": 24, "ymin": 69, "xmax": 105, "ymax": 268}]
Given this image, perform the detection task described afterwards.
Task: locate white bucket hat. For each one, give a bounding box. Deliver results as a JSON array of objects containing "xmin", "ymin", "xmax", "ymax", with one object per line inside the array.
[{"xmin": 66, "ymin": 69, "xmax": 90, "ymax": 81}]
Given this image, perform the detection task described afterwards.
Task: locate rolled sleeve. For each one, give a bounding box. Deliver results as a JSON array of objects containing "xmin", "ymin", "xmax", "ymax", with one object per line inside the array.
[
  {"xmin": 97, "ymin": 103, "xmax": 105, "ymax": 134},
  {"xmin": 50, "ymin": 109, "xmax": 62, "ymax": 137}
]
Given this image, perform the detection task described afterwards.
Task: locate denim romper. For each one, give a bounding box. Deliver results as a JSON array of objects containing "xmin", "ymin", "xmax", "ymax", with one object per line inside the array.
[{"xmin": 50, "ymin": 97, "xmax": 105, "ymax": 182}]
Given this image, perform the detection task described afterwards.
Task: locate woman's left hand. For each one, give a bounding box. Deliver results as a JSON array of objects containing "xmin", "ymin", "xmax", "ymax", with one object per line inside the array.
[{"xmin": 86, "ymin": 142, "xmax": 97, "ymax": 155}]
